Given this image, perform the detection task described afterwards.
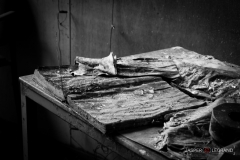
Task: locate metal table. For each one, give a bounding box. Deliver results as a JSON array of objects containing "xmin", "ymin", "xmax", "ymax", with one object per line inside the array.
[{"xmin": 20, "ymin": 75, "xmax": 167, "ymax": 160}]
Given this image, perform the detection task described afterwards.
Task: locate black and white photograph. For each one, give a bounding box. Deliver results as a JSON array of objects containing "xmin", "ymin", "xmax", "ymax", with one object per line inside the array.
[{"xmin": 1, "ymin": 0, "xmax": 240, "ymax": 160}]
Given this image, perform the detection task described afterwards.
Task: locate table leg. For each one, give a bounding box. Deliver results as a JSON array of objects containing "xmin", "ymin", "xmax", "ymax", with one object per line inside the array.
[{"xmin": 20, "ymin": 82, "xmax": 28, "ymax": 160}]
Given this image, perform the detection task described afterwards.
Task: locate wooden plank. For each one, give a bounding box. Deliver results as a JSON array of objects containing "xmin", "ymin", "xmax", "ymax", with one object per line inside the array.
[
  {"xmin": 33, "ymin": 67, "xmax": 67, "ymax": 101},
  {"xmin": 117, "ymin": 57, "xmax": 179, "ymax": 78},
  {"xmin": 33, "ymin": 65, "xmax": 205, "ymax": 133},
  {"xmin": 75, "ymin": 53, "xmax": 179, "ymax": 78},
  {"xmin": 32, "ymin": 61, "xmax": 206, "ymax": 134},
  {"xmin": 68, "ymin": 80, "xmax": 205, "ymax": 134},
  {"xmin": 33, "ymin": 66, "xmax": 166, "ymax": 101}
]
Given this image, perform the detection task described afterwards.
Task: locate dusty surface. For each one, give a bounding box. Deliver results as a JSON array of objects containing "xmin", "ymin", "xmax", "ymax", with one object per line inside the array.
[{"xmin": 69, "ymin": 79, "xmax": 205, "ymax": 133}]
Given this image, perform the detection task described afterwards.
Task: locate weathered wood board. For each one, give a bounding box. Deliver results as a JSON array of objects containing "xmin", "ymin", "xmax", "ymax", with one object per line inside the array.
[
  {"xmin": 33, "ymin": 65, "xmax": 170, "ymax": 101},
  {"xmin": 68, "ymin": 80, "xmax": 205, "ymax": 134},
  {"xmin": 33, "ymin": 65, "xmax": 74, "ymax": 101},
  {"xmin": 33, "ymin": 65, "xmax": 205, "ymax": 134}
]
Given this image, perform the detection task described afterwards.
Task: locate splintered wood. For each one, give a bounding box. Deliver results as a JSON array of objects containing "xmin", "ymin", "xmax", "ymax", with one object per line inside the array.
[
  {"xmin": 34, "ymin": 65, "xmax": 205, "ymax": 133},
  {"xmin": 69, "ymin": 78, "xmax": 205, "ymax": 133}
]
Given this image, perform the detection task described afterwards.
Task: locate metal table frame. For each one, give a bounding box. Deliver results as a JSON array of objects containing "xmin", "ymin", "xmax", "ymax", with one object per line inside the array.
[{"xmin": 20, "ymin": 75, "xmax": 166, "ymax": 160}]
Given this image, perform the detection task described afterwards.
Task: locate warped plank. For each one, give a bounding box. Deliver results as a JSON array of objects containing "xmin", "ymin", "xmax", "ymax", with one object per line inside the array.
[
  {"xmin": 68, "ymin": 79, "xmax": 206, "ymax": 133},
  {"xmin": 75, "ymin": 54, "xmax": 180, "ymax": 78},
  {"xmin": 33, "ymin": 65, "xmax": 206, "ymax": 133},
  {"xmin": 116, "ymin": 57, "xmax": 179, "ymax": 78},
  {"xmin": 33, "ymin": 66, "xmax": 71, "ymax": 101},
  {"xmin": 33, "ymin": 66, "xmax": 165, "ymax": 101},
  {"xmin": 33, "ymin": 65, "xmax": 81, "ymax": 101}
]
